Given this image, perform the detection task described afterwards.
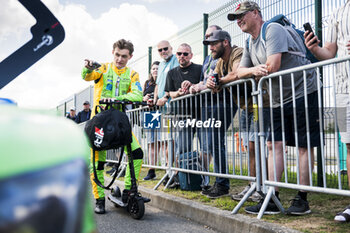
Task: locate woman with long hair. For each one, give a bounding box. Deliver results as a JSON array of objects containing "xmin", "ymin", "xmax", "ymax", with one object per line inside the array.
[{"xmin": 143, "ymin": 61, "xmax": 161, "ymax": 180}]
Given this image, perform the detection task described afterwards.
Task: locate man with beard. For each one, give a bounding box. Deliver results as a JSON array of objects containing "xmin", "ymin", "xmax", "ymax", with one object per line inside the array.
[
  {"xmin": 201, "ymin": 30, "xmax": 243, "ymax": 198},
  {"xmin": 164, "ymin": 43, "xmax": 202, "ymax": 188},
  {"xmin": 190, "ymin": 25, "xmax": 223, "ymax": 192}
]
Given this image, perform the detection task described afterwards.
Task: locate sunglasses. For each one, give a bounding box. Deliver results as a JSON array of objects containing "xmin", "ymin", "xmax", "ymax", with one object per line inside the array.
[
  {"xmin": 158, "ymin": 47, "xmax": 169, "ymax": 52},
  {"xmin": 176, "ymin": 52, "xmax": 189, "ymax": 56},
  {"xmin": 236, "ymin": 11, "xmax": 250, "ymax": 20}
]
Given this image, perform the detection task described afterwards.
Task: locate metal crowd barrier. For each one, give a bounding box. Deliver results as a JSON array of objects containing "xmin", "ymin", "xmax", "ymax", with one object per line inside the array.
[
  {"xmin": 77, "ymin": 56, "xmax": 350, "ymax": 219},
  {"xmin": 166, "ymin": 78, "xmax": 263, "ymax": 214},
  {"xmin": 254, "ymin": 55, "xmax": 350, "ymax": 219},
  {"xmin": 119, "ymin": 79, "xmax": 264, "ymax": 213},
  {"xmin": 127, "ymin": 105, "xmax": 174, "ymax": 189}
]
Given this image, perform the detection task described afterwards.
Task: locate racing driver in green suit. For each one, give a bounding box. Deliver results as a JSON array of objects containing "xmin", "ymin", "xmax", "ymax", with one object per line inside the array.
[{"xmin": 82, "ymin": 39, "xmax": 144, "ymax": 214}]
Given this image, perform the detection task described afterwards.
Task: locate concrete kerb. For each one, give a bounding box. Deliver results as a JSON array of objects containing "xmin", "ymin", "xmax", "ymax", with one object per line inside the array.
[{"xmin": 112, "ymin": 180, "xmax": 300, "ymax": 233}]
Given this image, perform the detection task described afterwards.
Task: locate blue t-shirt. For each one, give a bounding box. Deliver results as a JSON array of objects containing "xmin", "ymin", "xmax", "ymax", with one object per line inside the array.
[
  {"xmin": 200, "ymin": 54, "xmax": 218, "ymax": 84},
  {"xmin": 156, "ymin": 54, "xmax": 179, "ymax": 98}
]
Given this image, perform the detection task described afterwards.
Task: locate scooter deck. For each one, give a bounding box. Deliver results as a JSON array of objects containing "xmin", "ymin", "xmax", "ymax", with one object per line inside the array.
[{"xmin": 108, "ymin": 193, "xmax": 128, "ymax": 208}]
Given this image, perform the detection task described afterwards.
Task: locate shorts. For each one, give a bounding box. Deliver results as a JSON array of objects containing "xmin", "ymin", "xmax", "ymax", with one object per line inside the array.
[
  {"xmin": 146, "ymin": 128, "xmax": 162, "ymax": 143},
  {"xmin": 267, "ymin": 91, "xmax": 321, "ymax": 148},
  {"xmin": 336, "ymin": 94, "xmax": 350, "ymax": 144},
  {"xmin": 240, "ymin": 108, "xmax": 270, "ymax": 147}
]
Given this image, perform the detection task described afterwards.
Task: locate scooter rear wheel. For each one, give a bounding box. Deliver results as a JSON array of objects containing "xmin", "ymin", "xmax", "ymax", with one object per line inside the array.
[{"xmin": 128, "ymin": 197, "xmax": 145, "ymax": 219}]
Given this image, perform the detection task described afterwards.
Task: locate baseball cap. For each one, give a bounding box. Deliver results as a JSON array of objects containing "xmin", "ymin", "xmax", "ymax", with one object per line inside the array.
[
  {"xmin": 203, "ymin": 30, "xmax": 231, "ymax": 45},
  {"xmin": 70, "ymin": 107, "xmax": 76, "ymax": 111},
  {"xmin": 83, "ymin": 101, "xmax": 90, "ymax": 105},
  {"xmin": 227, "ymin": 1, "xmax": 261, "ymax": 21}
]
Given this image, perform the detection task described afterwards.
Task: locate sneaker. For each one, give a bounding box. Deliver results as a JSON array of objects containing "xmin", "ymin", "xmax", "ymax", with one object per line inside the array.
[
  {"xmin": 201, "ymin": 183, "xmax": 215, "ymax": 195},
  {"xmin": 334, "ymin": 205, "xmax": 350, "ymax": 222},
  {"xmin": 286, "ymin": 195, "xmax": 311, "ymax": 215},
  {"xmin": 245, "ymin": 198, "xmax": 280, "ymax": 215},
  {"xmin": 201, "ymin": 185, "xmax": 212, "ymax": 193},
  {"xmin": 143, "ymin": 170, "xmax": 156, "ymax": 181},
  {"xmin": 94, "ymin": 198, "xmax": 105, "ymax": 214},
  {"xmin": 232, "ymin": 185, "xmax": 250, "ymax": 201},
  {"xmin": 206, "ymin": 184, "xmax": 229, "ymax": 199}
]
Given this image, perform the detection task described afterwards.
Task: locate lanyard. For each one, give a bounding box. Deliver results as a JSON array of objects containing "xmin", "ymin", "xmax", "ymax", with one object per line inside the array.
[
  {"xmin": 206, "ymin": 55, "xmax": 213, "ymax": 75},
  {"xmin": 115, "ymin": 76, "xmax": 120, "ymax": 97}
]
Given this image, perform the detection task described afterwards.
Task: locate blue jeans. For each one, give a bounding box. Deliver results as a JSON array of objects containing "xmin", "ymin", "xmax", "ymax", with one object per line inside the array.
[
  {"xmin": 200, "ymin": 101, "xmax": 237, "ymax": 189},
  {"xmin": 175, "ymin": 126, "xmax": 194, "ymax": 158}
]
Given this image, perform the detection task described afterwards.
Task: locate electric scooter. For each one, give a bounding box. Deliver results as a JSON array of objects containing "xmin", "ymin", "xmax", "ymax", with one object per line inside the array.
[
  {"xmin": 93, "ymin": 100, "xmax": 149, "ymax": 219},
  {"xmin": 107, "ymin": 143, "xmax": 147, "ymax": 220}
]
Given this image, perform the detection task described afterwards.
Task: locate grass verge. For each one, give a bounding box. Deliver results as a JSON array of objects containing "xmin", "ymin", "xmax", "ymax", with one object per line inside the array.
[{"xmin": 128, "ymin": 167, "xmax": 350, "ymax": 233}]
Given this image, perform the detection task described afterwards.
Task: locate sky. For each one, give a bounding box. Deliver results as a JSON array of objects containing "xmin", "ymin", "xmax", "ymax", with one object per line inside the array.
[{"xmin": 0, "ymin": 0, "xmax": 225, "ymax": 109}]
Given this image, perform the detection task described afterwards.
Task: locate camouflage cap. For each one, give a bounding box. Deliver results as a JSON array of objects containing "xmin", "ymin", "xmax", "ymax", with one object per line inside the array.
[{"xmin": 227, "ymin": 1, "xmax": 261, "ymax": 21}]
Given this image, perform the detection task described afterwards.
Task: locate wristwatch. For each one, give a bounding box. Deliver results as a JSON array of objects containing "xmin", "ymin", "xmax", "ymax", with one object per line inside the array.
[{"xmin": 164, "ymin": 94, "xmax": 170, "ymax": 99}]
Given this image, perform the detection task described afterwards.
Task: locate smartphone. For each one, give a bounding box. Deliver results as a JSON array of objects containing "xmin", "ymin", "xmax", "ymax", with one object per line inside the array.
[
  {"xmin": 303, "ymin": 22, "xmax": 317, "ymax": 44},
  {"xmin": 91, "ymin": 61, "xmax": 101, "ymax": 70}
]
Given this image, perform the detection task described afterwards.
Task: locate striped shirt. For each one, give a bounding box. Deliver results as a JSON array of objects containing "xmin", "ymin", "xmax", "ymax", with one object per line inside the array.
[{"xmin": 326, "ymin": 0, "xmax": 350, "ymax": 94}]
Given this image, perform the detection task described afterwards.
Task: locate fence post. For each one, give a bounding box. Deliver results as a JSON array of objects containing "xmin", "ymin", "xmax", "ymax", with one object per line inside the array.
[
  {"xmin": 315, "ymin": 0, "xmax": 324, "ymax": 187},
  {"xmin": 203, "ymin": 13, "xmax": 208, "ymax": 62},
  {"xmin": 148, "ymin": 46, "xmax": 152, "ymax": 74}
]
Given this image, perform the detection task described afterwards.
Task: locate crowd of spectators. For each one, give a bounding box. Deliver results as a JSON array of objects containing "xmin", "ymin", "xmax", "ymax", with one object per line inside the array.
[
  {"xmin": 139, "ymin": 0, "xmax": 350, "ymax": 220},
  {"xmin": 70, "ymin": 0, "xmax": 350, "ymax": 221}
]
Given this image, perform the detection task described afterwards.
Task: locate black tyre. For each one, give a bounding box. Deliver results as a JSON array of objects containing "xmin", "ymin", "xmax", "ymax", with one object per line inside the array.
[{"xmin": 128, "ymin": 198, "xmax": 145, "ymax": 219}]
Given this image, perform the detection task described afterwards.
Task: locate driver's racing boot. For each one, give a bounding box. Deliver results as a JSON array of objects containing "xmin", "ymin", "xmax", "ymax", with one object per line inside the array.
[{"xmin": 95, "ymin": 198, "xmax": 105, "ymax": 214}]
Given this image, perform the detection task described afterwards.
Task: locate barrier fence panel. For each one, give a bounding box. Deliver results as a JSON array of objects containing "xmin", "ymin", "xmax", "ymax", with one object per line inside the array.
[
  {"xmin": 256, "ymin": 56, "xmax": 350, "ymax": 219},
  {"xmin": 156, "ymin": 79, "xmax": 262, "ymax": 212}
]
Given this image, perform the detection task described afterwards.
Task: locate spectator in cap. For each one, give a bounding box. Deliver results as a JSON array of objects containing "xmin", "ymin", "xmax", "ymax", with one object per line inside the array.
[
  {"xmin": 200, "ymin": 29, "xmax": 243, "ymax": 198},
  {"xmin": 227, "ymin": 1, "xmax": 261, "ymax": 21},
  {"xmin": 75, "ymin": 101, "xmax": 91, "ymax": 124},
  {"xmin": 66, "ymin": 106, "xmax": 77, "ymax": 122},
  {"xmin": 232, "ymin": 0, "xmax": 319, "ymax": 215},
  {"xmin": 190, "ymin": 25, "xmax": 224, "ymax": 192}
]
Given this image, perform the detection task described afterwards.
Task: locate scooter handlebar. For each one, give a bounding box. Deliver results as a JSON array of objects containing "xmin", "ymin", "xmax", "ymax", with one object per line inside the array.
[{"xmin": 98, "ymin": 100, "xmax": 148, "ymax": 107}]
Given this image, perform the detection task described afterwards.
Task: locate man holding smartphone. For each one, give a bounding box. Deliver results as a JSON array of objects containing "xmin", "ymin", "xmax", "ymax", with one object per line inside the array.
[
  {"xmin": 304, "ymin": 0, "xmax": 350, "ymax": 223},
  {"xmin": 82, "ymin": 39, "xmax": 144, "ymax": 214}
]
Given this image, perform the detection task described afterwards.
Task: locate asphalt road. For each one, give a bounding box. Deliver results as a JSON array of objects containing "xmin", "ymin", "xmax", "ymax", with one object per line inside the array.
[{"xmin": 94, "ymin": 198, "xmax": 220, "ymax": 233}]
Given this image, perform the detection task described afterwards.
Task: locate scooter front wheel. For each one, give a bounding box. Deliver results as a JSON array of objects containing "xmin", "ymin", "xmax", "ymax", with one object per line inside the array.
[{"xmin": 128, "ymin": 197, "xmax": 145, "ymax": 219}]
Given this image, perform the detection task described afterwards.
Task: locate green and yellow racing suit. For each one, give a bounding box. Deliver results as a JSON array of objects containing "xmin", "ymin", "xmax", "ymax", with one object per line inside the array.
[{"xmin": 82, "ymin": 62, "xmax": 143, "ymax": 200}]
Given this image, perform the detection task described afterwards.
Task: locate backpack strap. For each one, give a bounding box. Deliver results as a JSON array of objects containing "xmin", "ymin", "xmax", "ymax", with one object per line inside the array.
[
  {"xmin": 261, "ymin": 20, "xmax": 306, "ymax": 59},
  {"xmin": 92, "ymin": 148, "xmax": 123, "ymax": 190}
]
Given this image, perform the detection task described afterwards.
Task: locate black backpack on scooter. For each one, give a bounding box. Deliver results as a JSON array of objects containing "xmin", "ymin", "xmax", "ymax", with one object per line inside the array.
[
  {"xmin": 84, "ymin": 105, "xmax": 132, "ymax": 151},
  {"xmin": 84, "ymin": 104, "xmax": 132, "ymax": 189}
]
